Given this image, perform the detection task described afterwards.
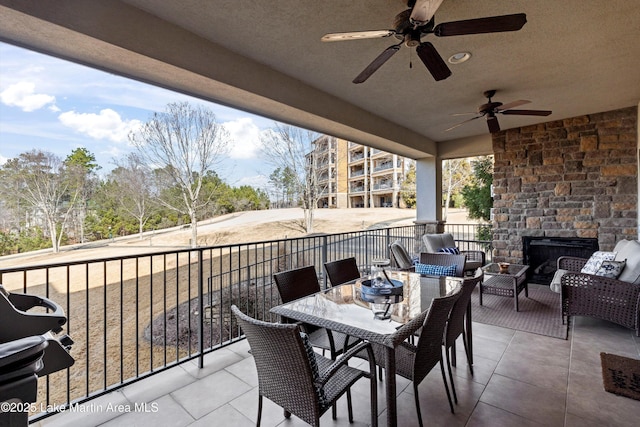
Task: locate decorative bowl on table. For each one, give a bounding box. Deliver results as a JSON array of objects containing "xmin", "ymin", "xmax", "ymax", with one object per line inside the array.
[
  {"xmin": 360, "ymin": 278, "xmax": 404, "ymax": 297},
  {"xmin": 359, "ymin": 278, "xmax": 404, "ymax": 312},
  {"xmin": 498, "ymin": 262, "xmax": 510, "ymax": 274}
]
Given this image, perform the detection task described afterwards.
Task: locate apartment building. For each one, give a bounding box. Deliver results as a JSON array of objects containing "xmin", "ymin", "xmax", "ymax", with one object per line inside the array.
[{"xmin": 311, "ymin": 136, "xmax": 406, "ymax": 209}]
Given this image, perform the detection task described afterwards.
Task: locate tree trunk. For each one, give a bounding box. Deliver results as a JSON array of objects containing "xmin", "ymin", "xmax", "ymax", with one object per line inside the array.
[
  {"xmin": 190, "ymin": 210, "xmax": 198, "ymax": 248},
  {"xmin": 444, "ymin": 169, "xmax": 452, "ymax": 221},
  {"xmin": 47, "ymin": 216, "xmax": 59, "ymax": 253},
  {"xmin": 303, "ymin": 208, "xmax": 314, "ymax": 234}
]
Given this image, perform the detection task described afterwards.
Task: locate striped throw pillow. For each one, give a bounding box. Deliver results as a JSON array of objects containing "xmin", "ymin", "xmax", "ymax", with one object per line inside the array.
[{"xmin": 438, "ymin": 247, "xmax": 460, "ymax": 255}]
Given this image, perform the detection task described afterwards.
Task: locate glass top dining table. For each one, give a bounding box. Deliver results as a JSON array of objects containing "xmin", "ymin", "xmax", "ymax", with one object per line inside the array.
[{"xmin": 270, "ymin": 270, "xmax": 462, "ymax": 427}]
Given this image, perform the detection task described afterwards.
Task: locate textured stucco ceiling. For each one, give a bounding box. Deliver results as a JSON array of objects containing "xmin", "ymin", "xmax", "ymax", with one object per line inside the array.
[{"xmin": 1, "ymin": 0, "xmax": 639, "ymax": 159}]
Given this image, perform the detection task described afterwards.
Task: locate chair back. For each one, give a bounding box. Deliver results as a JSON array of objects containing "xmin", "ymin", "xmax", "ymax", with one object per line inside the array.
[
  {"xmin": 231, "ymin": 305, "xmax": 320, "ymax": 420},
  {"xmin": 423, "ymin": 233, "xmax": 457, "ymax": 253},
  {"xmin": 445, "ymin": 268, "xmax": 482, "ymax": 349},
  {"xmin": 413, "ymin": 291, "xmax": 460, "ymax": 383},
  {"xmin": 389, "ymin": 240, "xmax": 414, "ymax": 270},
  {"xmin": 273, "ymin": 265, "xmax": 320, "ymax": 303},
  {"xmin": 324, "ymin": 257, "xmax": 360, "ymax": 286},
  {"xmin": 419, "ymin": 253, "xmax": 466, "ymax": 278}
]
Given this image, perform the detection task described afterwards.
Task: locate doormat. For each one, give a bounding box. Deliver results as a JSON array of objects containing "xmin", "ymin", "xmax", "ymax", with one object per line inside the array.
[{"xmin": 600, "ymin": 352, "xmax": 640, "ymax": 401}]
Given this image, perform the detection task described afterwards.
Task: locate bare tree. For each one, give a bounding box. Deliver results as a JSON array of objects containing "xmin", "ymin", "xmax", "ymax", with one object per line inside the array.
[
  {"xmin": 2, "ymin": 150, "xmax": 80, "ymax": 252},
  {"xmin": 442, "ymin": 158, "xmax": 471, "ymax": 220},
  {"xmin": 111, "ymin": 152, "xmax": 153, "ymax": 239},
  {"xmin": 260, "ymin": 124, "xmax": 323, "ymax": 233},
  {"xmin": 129, "ymin": 102, "xmax": 230, "ymax": 247}
]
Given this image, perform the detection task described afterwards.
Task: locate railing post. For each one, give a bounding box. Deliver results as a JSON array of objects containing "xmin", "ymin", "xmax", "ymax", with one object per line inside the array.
[
  {"xmin": 197, "ymin": 249, "xmax": 204, "ymax": 369},
  {"xmin": 321, "ymin": 235, "xmax": 328, "ymax": 288},
  {"xmin": 385, "ymin": 227, "xmax": 391, "ymax": 260}
]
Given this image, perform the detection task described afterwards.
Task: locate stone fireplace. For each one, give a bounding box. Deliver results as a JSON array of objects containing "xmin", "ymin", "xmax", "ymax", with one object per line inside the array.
[
  {"xmin": 491, "ymin": 106, "xmax": 638, "ymax": 269},
  {"xmin": 522, "ymin": 236, "xmax": 599, "ymax": 284}
]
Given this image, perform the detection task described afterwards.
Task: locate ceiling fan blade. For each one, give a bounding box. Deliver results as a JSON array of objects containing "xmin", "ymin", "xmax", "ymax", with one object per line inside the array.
[
  {"xmin": 352, "ymin": 44, "xmax": 401, "ymax": 84},
  {"xmin": 487, "ymin": 115, "xmax": 501, "ymax": 133},
  {"xmin": 496, "ymin": 100, "xmax": 530, "ymax": 111},
  {"xmin": 434, "ymin": 13, "xmax": 527, "ymax": 37},
  {"xmin": 321, "ymin": 30, "xmax": 395, "ymax": 42},
  {"xmin": 500, "ymin": 109, "xmax": 552, "ymax": 116},
  {"xmin": 416, "ymin": 42, "xmax": 451, "ymax": 81},
  {"xmin": 444, "ymin": 115, "xmax": 482, "ymax": 132},
  {"xmin": 409, "ymin": 0, "xmax": 445, "ymax": 26}
]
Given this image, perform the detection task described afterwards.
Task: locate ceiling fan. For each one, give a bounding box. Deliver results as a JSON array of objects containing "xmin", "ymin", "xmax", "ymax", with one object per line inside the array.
[
  {"xmin": 321, "ymin": 0, "xmax": 527, "ymax": 83},
  {"xmin": 445, "ymin": 90, "xmax": 553, "ymax": 133}
]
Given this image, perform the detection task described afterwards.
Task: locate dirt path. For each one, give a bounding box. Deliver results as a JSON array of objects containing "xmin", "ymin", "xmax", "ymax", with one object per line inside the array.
[{"xmin": 1, "ymin": 207, "xmax": 476, "ymax": 268}]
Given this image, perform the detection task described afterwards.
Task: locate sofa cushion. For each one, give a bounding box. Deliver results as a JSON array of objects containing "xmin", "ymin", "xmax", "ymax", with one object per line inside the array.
[
  {"xmin": 581, "ymin": 251, "xmax": 617, "ymax": 275},
  {"xmin": 613, "ymin": 239, "xmax": 630, "ymax": 253},
  {"xmin": 615, "ymin": 240, "xmax": 640, "ymax": 284},
  {"xmin": 595, "ymin": 260, "xmax": 626, "ymax": 279}
]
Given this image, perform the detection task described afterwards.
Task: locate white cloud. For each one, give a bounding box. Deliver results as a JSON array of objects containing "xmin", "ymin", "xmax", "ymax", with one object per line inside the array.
[
  {"xmin": 223, "ymin": 117, "xmax": 264, "ymax": 159},
  {"xmin": 236, "ymin": 174, "xmax": 269, "ymax": 188},
  {"xmin": 58, "ymin": 109, "xmax": 141, "ymax": 143},
  {"xmin": 0, "ymin": 81, "xmax": 56, "ymax": 112}
]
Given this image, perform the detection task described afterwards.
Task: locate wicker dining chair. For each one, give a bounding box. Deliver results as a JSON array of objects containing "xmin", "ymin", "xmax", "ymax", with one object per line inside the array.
[
  {"xmin": 231, "ymin": 305, "xmax": 378, "ymax": 427},
  {"xmin": 273, "ymin": 266, "xmax": 354, "ymax": 360},
  {"xmin": 444, "ymin": 268, "xmax": 483, "ymax": 404},
  {"xmin": 368, "ymin": 291, "xmax": 461, "ymax": 426},
  {"xmin": 323, "ymin": 257, "xmax": 361, "ymax": 286}
]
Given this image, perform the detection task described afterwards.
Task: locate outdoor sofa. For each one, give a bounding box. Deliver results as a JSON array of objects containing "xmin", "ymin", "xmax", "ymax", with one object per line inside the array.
[{"xmin": 558, "ymin": 239, "xmax": 640, "ymax": 336}]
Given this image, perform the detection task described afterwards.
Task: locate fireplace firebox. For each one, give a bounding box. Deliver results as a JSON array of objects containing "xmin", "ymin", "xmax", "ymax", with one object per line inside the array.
[{"xmin": 522, "ymin": 237, "xmax": 599, "ymax": 285}]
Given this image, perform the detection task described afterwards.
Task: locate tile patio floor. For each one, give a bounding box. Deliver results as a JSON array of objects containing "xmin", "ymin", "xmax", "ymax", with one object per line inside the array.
[{"xmin": 35, "ymin": 314, "xmax": 640, "ymax": 426}]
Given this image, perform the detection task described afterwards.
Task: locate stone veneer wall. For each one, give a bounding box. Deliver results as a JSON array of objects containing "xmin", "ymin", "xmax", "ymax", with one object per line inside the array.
[{"xmin": 491, "ymin": 106, "xmax": 638, "ymax": 263}]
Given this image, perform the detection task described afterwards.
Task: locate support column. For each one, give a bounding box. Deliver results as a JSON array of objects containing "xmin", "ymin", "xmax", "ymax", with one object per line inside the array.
[
  {"xmin": 637, "ymin": 102, "xmax": 639, "ymax": 240},
  {"xmin": 415, "ymin": 156, "xmax": 444, "ymax": 234}
]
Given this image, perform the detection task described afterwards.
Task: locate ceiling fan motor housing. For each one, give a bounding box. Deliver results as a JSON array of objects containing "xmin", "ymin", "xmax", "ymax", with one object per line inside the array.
[{"xmin": 479, "ymin": 101, "xmax": 503, "ymax": 114}]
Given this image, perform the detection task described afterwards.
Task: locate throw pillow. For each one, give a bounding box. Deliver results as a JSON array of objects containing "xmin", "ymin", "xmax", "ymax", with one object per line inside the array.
[
  {"xmin": 580, "ymin": 251, "xmax": 617, "ymax": 275},
  {"xmin": 415, "ymin": 263, "xmax": 457, "ymax": 277},
  {"xmin": 595, "ymin": 260, "xmax": 626, "ymax": 279},
  {"xmin": 438, "ymin": 247, "xmax": 460, "ymax": 255},
  {"xmin": 300, "ymin": 332, "xmax": 328, "ymax": 407}
]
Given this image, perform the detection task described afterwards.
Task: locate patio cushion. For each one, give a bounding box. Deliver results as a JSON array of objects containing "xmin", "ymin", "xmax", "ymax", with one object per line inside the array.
[
  {"xmin": 415, "ymin": 263, "xmax": 457, "ymax": 277},
  {"xmin": 550, "ymin": 269, "xmax": 568, "ymax": 293},
  {"xmin": 580, "ymin": 251, "xmax": 617, "ymax": 275},
  {"xmin": 615, "ymin": 240, "xmax": 640, "ymax": 284},
  {"xmin": 423, "ymin": 233, "xmax": 456, "ymax": 253},
  {"xmin": 594, "ymin": 260, "xmax": 626, "ymax": 279}
]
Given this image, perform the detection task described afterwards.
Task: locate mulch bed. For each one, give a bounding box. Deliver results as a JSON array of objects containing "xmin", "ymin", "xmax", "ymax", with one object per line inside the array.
[{"xmin": 144, "ymin": 281, "xmax": 277, "ymax": 350}]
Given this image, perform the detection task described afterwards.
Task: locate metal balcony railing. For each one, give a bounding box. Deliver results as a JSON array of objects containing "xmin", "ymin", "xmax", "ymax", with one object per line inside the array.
[{"xmin": 0, "ymin": 223, "xmax": 491, "ymax": 423}]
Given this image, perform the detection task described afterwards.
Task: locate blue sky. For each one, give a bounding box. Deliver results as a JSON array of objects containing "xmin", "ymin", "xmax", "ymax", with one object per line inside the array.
[{"xmin": 0, "ymin": 42, "xmax": 284, "ymax": 189}]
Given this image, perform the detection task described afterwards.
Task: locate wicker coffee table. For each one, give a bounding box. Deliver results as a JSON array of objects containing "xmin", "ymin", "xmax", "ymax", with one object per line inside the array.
[{"xmin": 480, "ymin": 263, "xmax": 529, "ymax": 311}]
